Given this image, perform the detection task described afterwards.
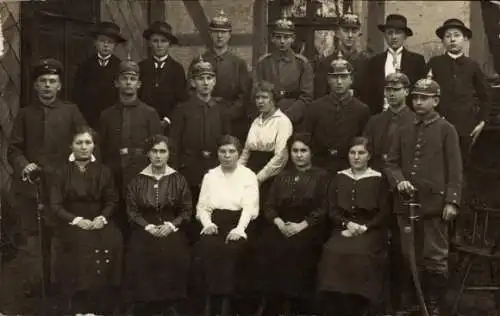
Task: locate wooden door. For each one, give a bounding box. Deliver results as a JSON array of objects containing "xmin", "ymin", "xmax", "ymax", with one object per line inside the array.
[
  {"xmin": 268, "ymin": 0, "xmax": 352, "ymax": 65},
  {"xmin": 20, "ymin": 0, "xmax": 100, "ymax": 106}
]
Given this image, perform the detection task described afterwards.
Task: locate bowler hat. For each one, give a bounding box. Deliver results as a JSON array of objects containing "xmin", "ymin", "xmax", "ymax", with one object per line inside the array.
[
  {"xmin": 90, "ymin": 21, "xmax": 126, "ymax": 43},
  {"xmin": 435, "ymin": 18, "xmax": 472, "ymax": 39},
  {"xmin": 378, "ymin": 14, "xmax": 413, "ymax": 36},
  {"xmin": 143, "ymin": 21, "xmax": 179, "ymax": 44},
  {"xmin": 33, "ymin": 58, "xmax": 63, "ymax": 80}
]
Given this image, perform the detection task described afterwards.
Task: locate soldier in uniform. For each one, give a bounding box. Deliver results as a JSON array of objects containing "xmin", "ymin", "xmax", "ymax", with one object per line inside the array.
[
  {"xmin": 386, "ymin": 76, "xmax": 462, "ymax": 316},
  {"xmin": 254, "ymin": 16, "xmax": 314, "ymax": 126},
  {"xmin": 170, "ymin": 58, "xmax": 231, "ymax": 202},
  {"xmin": 188, "ymin": 10, "xmax": 252, "ymax": 142},
  {"xmin": 99, "ymin": 60, "xmax": 162, "ymax": 234},
  {"xmin": 4, "ymin": 58, "xmax": 86, "ymax": 313},
  {"xmin": 362, "ymin": 71, "xmax": 415, "ymax": 314},
  {"xmin": 314, "ymin": 7, "xmax": 371, "ymax": 100},
  {"xmin": 72, "ymin": 21, "xmax": 126, "ymax": 128},
  {"xmin": 302, "ymin": 52, "xmax": 370, "ymax": 175},
  {"xmin": 139, "ymin": 21, "xmax": 188, "ymax": 133}
]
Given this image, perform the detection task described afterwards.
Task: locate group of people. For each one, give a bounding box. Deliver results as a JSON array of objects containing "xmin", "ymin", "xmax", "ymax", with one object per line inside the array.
[{"xmin": 0, "ymin": 5, "xmax": 492, "ymax": 316}]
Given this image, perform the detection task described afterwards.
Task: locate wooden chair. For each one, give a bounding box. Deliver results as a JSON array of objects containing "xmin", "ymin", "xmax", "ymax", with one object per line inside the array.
[{"xmin": 449, "ymin": 204, "xmax": 500, "ymax": 315}]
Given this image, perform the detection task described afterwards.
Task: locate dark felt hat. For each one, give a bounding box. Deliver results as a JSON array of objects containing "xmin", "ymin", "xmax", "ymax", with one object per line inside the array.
[
  {"xmin": 90, "ymin": 21, "xmax": 126, "ymax": 43},
  {"xmin": 33, "ymin": 58, "xmax": 63, "ymax": 80},
  {"xmin": 143, "ymin": 21, "xmax": 179, "ymax": 44},
  {"xmin": 435, "ymin": 18, "xmax": 472, "ymax": 39},
  {"xmin": 378, "ymin": 14, "xmax": 413, "ymax": 36}
]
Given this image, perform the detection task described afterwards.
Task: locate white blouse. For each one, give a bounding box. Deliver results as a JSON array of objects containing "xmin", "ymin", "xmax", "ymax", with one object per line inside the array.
[
  {"xmin": 196, "ymin": 165, "xmax": 259, "ymax": 232},
  {"xmin": 239, "ymin": 109, "xmax": 293, "ymax": 183}
]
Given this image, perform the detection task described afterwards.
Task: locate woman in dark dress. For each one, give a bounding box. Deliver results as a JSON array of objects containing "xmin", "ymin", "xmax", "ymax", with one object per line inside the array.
[
  {"xmin": 318, "ymin": 136, "xmax": 390, "ymax": 316},
  {"xmin": 195, "ymin": 135, "xmax": 259, "ymax": 316},
  {"xmin": 50, "ymin": 126, "xmax": 122, "ymax": 315},
  {"xmin": 124, "ymin": 134, "xmax": 193, "ymax": 315},
  {"xmin": 256, "ymin": 132, "xmax": 329, "ymax": 315}
]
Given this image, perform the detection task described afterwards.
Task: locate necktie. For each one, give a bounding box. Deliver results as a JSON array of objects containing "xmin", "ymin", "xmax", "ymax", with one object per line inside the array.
[
  {"xmin": 98, "ymin": 59, "xmax": 109, "ymax": 67},
  {"xmin": 390, "ymin": 51, "xmax": 399, "ymax": 69}
]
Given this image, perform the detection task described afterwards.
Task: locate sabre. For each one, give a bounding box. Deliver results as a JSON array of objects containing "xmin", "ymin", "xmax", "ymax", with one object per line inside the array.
[{"xmin": 401, "ymin": 191, "xmax": 430, "ymax": 316}]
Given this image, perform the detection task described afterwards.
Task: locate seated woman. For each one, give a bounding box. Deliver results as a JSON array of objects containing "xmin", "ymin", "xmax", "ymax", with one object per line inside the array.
[
  {"xmin": 124, "ymin": 134, "xmax": 192, "ymax": 316},
  {"xmin": 196, "ymin": 135, "xmax": 259, "ymax": 316},
  {"xmin": 239, "ymin": 81, "xmax": 293, "ymax": 195},
  {"xmin": 318, "ymin": 136, "xmax": 390, "ymax": 316},
  {"xmin": 50, "ymin": 126, "xmax": 122, "ymax": 315},
  {"xmin": 256, "ymin": 132, "xmax": 329, "ymax": 316}
]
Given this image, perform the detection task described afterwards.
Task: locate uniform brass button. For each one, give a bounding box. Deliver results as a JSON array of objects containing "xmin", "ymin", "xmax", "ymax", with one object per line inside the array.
[
  {"xmin": 95, "ymin": 249, "xmax": 100, "ymax": 253},
  {"xmin": 106, "ymin": 259, "xmax": 110, "ymax": 264},
  {"xmin": 97, "ymin": 270, "xmax": 101, "ymax": 275},
  {"xmin": 104, "ymin": 249, "xmax": 109, "ymax": 253},
  {"xmin": 96, "ymin": 260, "xmax": 100, "ymax": 264}
]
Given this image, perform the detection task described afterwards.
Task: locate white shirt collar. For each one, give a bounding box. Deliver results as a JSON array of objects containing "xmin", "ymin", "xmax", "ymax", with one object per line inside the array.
[
  {"xmin": 338, "ymin": 167, "xmax": 381, "ymax": 181},
  {"xmin": 447, "ymin": 52, "xmax": 464, "ymax": 60},
  {"xmin": 388, "ymin": 46, "xmax": 404, "ymax": 55},
  {"xmin": 97, "ymin": 53, "xmax": 112, "ymax": 61},
  {"xmin": 69, "ymin": 153, "xmax": 96, "ymax": 162},
  {"xmin": 258, "ymin": 108, "xmax": 285, "ymax": 123},
  {"xmin": 140, "ymin": 164, "xmax": 176, "ymax": 179},
  {"xmin": 153, "ymin": 55, "xmax": 169, "ymax": 63}
]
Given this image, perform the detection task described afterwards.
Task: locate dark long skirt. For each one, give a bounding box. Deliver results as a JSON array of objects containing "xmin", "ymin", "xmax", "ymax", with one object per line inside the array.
[
  {"xmin": 194, "ymin": 210, "xmax": 247, "ymax": 295},
  {"xmin": 318, "ymin": 228, "xmax": 387, "ymax": 302},
  {"xmin": 255, "ymin": 222, "xmax": 324, "ymax": 298},
  {"xmin": 51, "ymin": 222, "xmax": 123, "ymax": 297},
  {"xmin": 124, "ymin": 228, "xmax": 190, "ymax": 302}
]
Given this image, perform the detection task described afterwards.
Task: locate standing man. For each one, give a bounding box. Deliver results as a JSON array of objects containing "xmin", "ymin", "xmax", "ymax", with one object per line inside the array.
[
  {"xmin": 314, "ymin": 8, "xmax": 371, "ymax": 100},
  {"xmin": 365, "ymin": 14, "xmax": 426, "ymax": 114},
  {"xmin": 188, "ymin": 10, "xmax": 252, "ymax": 142},
  {"xmin": 386, "ymin": 76, "xmax": 462, "ymax": 316},
  {"xmin": 4, "ymin": 58, "xmax": 86, "ymax": 314},
  {"xmin": 254, "ymin": 16, "xmax": 314, "ymax": 126},
  {"xmin": 139, "ymin": 21, "xmax": 187, "ymax": 132},
  {"xmin": 73, "ymin": 21, "xmax": 126, "ymax": 129},
  {"xmin": 302, "ymin": 52, "xmax": 370, "ymax": 174},
  {"xmin": 100, "ymin": 59, "xmax": 162, "ymax": 199},
  {"xmin": 170, "ymin": 58, "xmax": 231, "ymax": 201},
  {"xmin": 362, "ymin": 71, "xmax": 415, "ymax": 314},
  {"xmin": 427, "ymin": 19, "xmax": 490, "ymax": 166}
]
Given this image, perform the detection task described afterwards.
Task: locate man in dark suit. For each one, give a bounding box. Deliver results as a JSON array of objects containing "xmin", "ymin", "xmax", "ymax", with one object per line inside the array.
[
  {"xmin": 426, "ymin": 19, "xmax": 491, "ymax": 166},
  {"xmin": 73, "ymin": 22, "xmax": 126, "ymax": 128},
  {"xmin": 364, "ymin": 14, "xmax": 426, "ymax": 114},
  {"xmin": 139, "ymin": 21, "xmax": 188, "ymax": 133}
]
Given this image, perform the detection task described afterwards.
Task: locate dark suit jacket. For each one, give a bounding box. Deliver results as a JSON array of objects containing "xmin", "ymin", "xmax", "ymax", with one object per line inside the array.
[
  {"xmin": 72, "ymin": 55, "xmax": 121, "ymax": 128},
  {"xmin": 426, "ymin": 54, "xmax": 491, "ymax": 136},
  {"xmin": 365, "ymin": 48, "xmax": 426, "ymax": 114},
  {"xmin": 138, "ymin": 56, "xmax": 188, "ymax": 120},
  {"xmin": 363, "ymin": 106, "xmax": 415, "ymax": 172}
]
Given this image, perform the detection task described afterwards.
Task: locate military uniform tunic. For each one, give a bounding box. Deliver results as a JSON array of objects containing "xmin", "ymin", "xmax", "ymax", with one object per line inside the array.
[{"xmin": 254, "ymin": 51, "xmax": 314, "ymax": 125}]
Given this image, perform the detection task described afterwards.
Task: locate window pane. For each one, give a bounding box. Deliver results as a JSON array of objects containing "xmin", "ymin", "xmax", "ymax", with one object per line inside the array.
[
  {"xmin": 316, "ymin": 0, "xmax": 342, "ymax": 18},
  {"xmin": 282, "ymin": 0, "xmax": 307, "ymax": 17},
  {"xmin": 315, "ymin": 30, "xmax": 336, "ymax": 58}
]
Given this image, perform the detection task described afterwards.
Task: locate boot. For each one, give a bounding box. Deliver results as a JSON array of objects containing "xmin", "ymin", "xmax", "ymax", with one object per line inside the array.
[{"xmin": 424, "ymin": 272, "xmax": 448, "ymax": 316}]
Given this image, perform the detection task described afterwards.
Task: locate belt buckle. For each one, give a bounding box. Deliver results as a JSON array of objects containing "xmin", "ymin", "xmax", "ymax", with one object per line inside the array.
[
  {"xmin": 120, "ymin": 148, "xmax": 129, "ymax": 156},
  {"xmin": 329, "ymin": 149, "xmax": 338, "ymax": 157},
  {"xmin": 201, "ymin": 151, "xmax": 212, "ymax": 159}
]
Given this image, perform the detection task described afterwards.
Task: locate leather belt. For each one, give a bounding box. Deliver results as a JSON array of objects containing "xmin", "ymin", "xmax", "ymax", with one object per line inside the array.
[{"xmin": 119, "ymin": 148, "xmax": 144, "ymax": 156}]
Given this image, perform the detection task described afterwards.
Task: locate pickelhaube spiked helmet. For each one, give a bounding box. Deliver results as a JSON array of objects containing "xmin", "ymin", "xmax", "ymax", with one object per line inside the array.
[
  {"xmin": 118, "ymin": 59, "xmax": 140, "ymax": 76},
  {"xmin": 191, "ymin": 56, "xmax": 215, "ymax": 77},
  {"xmin": 339, "ymin": 6, "xmax": 361, "ymax": 29},
  {"xmin": 209, "ymin": 10, "xmax": 231, "ymax": 31},
  {"xmin": 328, "ymin": 51, "xmax": 353, "ymax": 75},
  {"xmin": 412, "ymin": 69, "xmax": 440, "ymax": 96},
  {"xmin": 273, "ymin": 16, "xmax": 295, "ymax": 34},
  {"xmin": 385, "ymin": 68, "xmax": 410, "ymax": 88}
]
